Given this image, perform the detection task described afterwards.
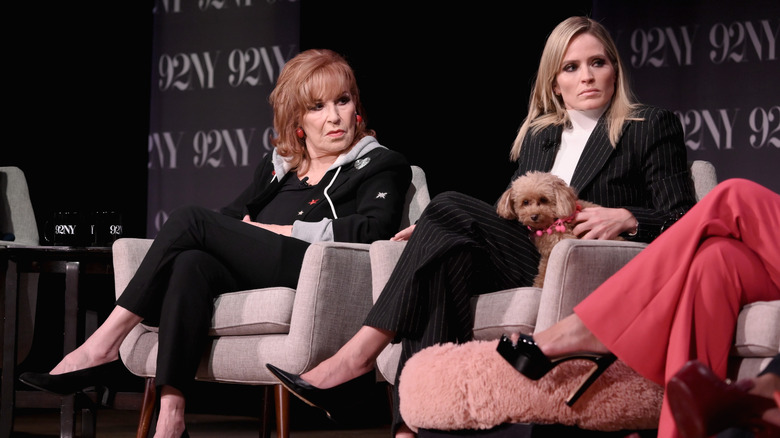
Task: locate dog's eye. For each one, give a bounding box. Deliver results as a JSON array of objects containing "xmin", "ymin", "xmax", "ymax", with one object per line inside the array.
[
  {"xmin": 539, "ymin": 197, "xmax": 549, "ymax": 204},
  {"xmin": 522, "ymin": 200, "xmax": 530, "ymax": 206}
]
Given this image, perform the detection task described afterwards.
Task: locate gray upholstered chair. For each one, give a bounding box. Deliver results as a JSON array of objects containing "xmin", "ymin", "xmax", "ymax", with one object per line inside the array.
[
  {"xmin": 112, "ymin": 165, "xmax": 430, "ymax": 438},
  {"xmin": 371, "ymin": 161, "xmax": 778, "ymax": 399},
  {"xmin": 1, "ymin": 166, "xmax": 41, "ymax": 366},
  {"xmin": 1, "ymin": 167, "xmax": 40, "ymax": 248}
]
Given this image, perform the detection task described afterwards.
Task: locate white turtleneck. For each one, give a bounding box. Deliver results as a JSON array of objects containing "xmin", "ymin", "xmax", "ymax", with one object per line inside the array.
[{"xmin": 550, "ymin": 106, "xmax": 607, "ymax": 185}]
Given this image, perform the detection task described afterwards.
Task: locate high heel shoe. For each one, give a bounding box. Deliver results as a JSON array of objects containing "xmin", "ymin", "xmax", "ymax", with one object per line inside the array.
[
  {"xmin": 666, "ymin": 360, "xmax": 780, "ymax": 438},
  {"xmin": 18, "ymin": 359, "xmax": 124, "ymax": 395},
  {"xmin": 496, "ymin": 333, "xmax": 617, "ymax": 406},
  {"xmin": 265, "ymin": 363, "xmax": 374, "ymax": 422}
]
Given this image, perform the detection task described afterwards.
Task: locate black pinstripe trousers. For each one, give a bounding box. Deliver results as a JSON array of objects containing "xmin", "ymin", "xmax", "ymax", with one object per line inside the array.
[
  {"xmin": 363, "ymin": 191, "xmax": 540, "ymax": 432},
  {"xmin": 115, "ymin": 205, "xmax": 309, "ymax": 393}
]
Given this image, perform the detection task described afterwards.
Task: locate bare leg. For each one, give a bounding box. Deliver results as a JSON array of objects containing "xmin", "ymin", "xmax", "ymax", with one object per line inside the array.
[
  {"xmin": 154, "ymin": 385, "xmax": 187, "ymax": 438},
  {"xmin": 531, "ymin": 313, "xmax": 611, "ymax": 359},
  {"xmin": 50, "ymin": 306, "xmax": 142, "ymax": 374},
  {"xmin": 300, "ymin": 326, "xmax": 394, "ymax": 389}
]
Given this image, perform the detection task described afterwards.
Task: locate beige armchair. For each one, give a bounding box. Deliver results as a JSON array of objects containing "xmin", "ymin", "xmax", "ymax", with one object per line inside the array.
[
  {"xmin": 371, "ymin": 162, "xmax": 778, "ymax": 402},
  {"xmin": 112, "ymin": 165, "xmax": 430, "ymax": 438}
]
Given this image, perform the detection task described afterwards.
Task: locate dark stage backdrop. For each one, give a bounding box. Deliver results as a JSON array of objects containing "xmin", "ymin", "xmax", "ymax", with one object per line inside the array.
[
  {"xmin": 144, "ymin": 1, "xmax": 778, "ymax": 238},
  {"xmin": 146, "ymin": 0, "xmax": 299, "ymax": 237},
  {"xmin": 593, "ymin": 0, "xmax": 779, "ymax": 192}
]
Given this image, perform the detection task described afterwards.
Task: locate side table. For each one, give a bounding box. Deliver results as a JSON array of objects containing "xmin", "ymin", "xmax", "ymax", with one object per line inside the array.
[{"xmin": 1, "ymin": 245, "xmax": 115, "ymax": 438}]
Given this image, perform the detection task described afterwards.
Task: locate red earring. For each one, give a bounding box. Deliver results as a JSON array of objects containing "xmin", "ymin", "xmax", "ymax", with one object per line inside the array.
[
  {"xmin": 356, "ymin": 114, "xmax": 363, "ymax": 124},
  {"xmin": 296, "ymin": 128, "xmax": 304, "ymax": 138}
]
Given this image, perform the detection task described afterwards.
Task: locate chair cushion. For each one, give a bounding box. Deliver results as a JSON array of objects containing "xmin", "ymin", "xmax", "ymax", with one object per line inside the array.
[
  {"xmin": 140, "ymin": 286, "xmax": 296, "ymax": 336},
  {"xmin": 471, "ymin": 288, "xmax": 541, "ymax": 340},
  {"xmin": 211, "ymin": 287, "xmax": 296, "ymax": 336},
  {"xmin": 732, "ymin": 300, "xmax": 780, "ymax": 357}
]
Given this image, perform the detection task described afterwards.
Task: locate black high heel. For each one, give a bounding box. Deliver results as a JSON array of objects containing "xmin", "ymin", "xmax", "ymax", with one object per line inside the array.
[
  {"xmin": 18, "ymin": 359, "xmax": 124, "ymax": 395},
  {"xmin": 266, "ymin": 363, "xmax": 375, "ymax": 422},
  {"xmin": 496, "ymin": 334, "xmax": 617, "ymax": 406}
]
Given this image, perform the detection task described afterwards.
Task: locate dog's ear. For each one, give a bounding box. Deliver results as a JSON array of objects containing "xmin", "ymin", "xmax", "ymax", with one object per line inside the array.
[
  {"xmin": 551, "ymin": 177, "xmax": 579, "ymax": 218},
  {"xmin": 496, "ymin": 189, "xmax": 517, "ymax": 220}
]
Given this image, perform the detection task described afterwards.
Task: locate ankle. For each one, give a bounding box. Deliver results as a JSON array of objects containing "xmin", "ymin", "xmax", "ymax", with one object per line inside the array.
[
  {"xmin": 154, "ymin": 414, "xmax": 186, "ymax": 438},
  {"xmin": 157, "ymin": 391, "xmax": 186, "ymax": 438},
  {"xmin": 536, "ymin": 315, "xmax": 609, "ymax": 358}
]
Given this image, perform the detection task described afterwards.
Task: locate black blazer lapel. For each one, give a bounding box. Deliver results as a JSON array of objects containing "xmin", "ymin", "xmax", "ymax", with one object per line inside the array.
[
  {"xmin": 570, "ymin": 118, "xmax": 615, "ymax": 193},
  {"xmin": 516, "ymin": 125, "xmax": 561, "ymax": 177}
]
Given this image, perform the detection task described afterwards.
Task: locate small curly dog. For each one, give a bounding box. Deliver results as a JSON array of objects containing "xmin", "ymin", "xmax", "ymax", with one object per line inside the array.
[{"xmin": 496, "ymin": 171, "xmax": 621, "ymax": 288}]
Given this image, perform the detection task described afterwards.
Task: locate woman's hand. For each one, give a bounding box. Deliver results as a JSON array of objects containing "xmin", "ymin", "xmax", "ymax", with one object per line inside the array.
[
  {"xmin": 571, "ymin": 207, "xmax": 637, "ymax": 240},
  {"xmin": 242, "ymin": 215, "xmax": 293, "ymax": 236},
  {"xmin": 390, "ymin": 224, "xmax": 416, "ymax": 241}
]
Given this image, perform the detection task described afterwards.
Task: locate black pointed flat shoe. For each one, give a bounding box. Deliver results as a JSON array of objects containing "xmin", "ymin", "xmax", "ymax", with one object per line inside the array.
[
  {"xmin": 497, "ymin": 334, "xmax": 617, "ymax": 406},
  {"xmin": 265, "ymin": 363, "xmax": 375, "ymax": 421},
  {"xmin": 18, "ymin": 359, "xmax": 124, "ymax": 395}
]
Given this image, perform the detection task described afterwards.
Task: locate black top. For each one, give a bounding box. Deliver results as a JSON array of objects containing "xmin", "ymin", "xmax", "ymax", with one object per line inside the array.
[
  {"xmin": 219, "ymin": 142, "xmax": 412, "ymax": 243},
  {"xmin": 254, "ymin": 174, "xmax": 316, "ymax": 225}
]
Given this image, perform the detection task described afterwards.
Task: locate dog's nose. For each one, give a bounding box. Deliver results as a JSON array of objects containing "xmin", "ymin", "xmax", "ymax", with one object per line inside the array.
[{"xmin": 530, "ymin": 214, "xmax": 539, "ymax": 222}]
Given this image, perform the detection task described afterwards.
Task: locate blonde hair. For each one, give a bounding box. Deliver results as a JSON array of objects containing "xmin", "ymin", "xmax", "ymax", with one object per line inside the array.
[
  {"xmin": 269, "ymin": 49, "xmax": 374, "ymax": 170},
  {"xmin": 510, "ymin": 17, "xmax": 639, "ymax": 161}
]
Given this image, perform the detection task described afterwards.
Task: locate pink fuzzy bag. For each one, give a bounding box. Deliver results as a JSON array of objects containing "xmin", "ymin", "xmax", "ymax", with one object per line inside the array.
[{"xmin": 398, "ymin": 340, "xmax": 662, "ymax": 432}]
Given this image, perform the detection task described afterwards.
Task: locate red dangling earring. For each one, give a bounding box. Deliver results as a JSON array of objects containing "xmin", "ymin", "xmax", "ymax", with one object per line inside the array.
[
  {"xmin": 356, "ymin": 114, "xmax": 363, "ymax": 124},
  {"xmin": 296, "ymin": 128, "xmax": 304, "ymax": 138}
]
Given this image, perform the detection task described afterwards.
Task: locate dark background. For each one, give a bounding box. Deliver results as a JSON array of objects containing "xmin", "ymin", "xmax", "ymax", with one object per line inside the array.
[{"xmin": 4, "ymin": 0, "xmax": 593, "ymax": 241}]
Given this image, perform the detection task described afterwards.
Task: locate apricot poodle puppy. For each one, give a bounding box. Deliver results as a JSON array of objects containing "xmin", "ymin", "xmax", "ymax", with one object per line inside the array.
[{"xmin": 497, "ymin": 171, "xmax": 621, "ymax": 287}]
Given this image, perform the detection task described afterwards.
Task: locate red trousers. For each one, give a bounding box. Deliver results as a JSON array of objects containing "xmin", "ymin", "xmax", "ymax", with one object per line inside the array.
[{"xmin": 575, "ymin": 178, "xmax": 780, "ymax": 438}]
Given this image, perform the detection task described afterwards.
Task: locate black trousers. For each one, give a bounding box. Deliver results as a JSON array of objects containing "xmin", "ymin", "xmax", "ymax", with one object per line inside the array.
[
  {"xmin": 115, "ymin": 206, "xmax": 309, "ymax": 393},
  {"xmin": 363, "ymin": 191, "xmax": 540, "ymax": 432}
]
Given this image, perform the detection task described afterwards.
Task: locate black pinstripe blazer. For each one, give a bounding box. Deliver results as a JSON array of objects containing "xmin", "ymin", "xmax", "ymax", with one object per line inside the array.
[{"xmin": 508, "ymin": 105, "xmax": 696, "ymax": 242}]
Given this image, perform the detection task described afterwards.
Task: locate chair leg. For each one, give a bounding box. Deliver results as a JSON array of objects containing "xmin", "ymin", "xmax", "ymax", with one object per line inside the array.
[
  {"xmin": 274, "ymin": 384, "xmax": 290, "ymax": 438},
  {"xmin": 260, "ymin": 386, "xmax": 274, "ymax": 438},
  {"xmin": 384, "ymin": 382, "xmax": 395, "ymax": 423},
  {"xmin": 76, "ymin": 392, "xmax": 98, "ymax": 438},
  {"xmin": 137, "ymin": 377, "xmax": 156, "ymax": 438}
]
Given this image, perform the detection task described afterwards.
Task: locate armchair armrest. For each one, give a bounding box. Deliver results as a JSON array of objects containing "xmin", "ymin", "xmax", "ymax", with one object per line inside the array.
[
  {"xmin": 368, "ymin": 240, "xmax": 408, "ymax": 301},
  {"xmin": 286, "ymin": 242, "xmax": 375, "ymax": 367},
  {"xmin": 112, "ymin": 238, "xmax": 154, "ymax": 300},
  {"xmin": 534, "ymin": 239, "xmax": 648, "ymax": 333}
]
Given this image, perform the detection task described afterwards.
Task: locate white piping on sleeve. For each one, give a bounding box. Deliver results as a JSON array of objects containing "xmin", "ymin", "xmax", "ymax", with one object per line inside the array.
[{"xmin": 323, "ymin": 166, "xmax": 341, "ymax": 219}]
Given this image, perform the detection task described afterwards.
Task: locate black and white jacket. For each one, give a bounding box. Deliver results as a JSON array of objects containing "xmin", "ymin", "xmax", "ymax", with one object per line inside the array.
[{"xmin": 221, "ymin": 136, "xmax": 411, "ymax": 244}]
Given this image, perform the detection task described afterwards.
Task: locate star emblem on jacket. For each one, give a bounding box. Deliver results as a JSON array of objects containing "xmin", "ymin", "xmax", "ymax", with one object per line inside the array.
[
  {"xmin": 308, "ymin": 199, "xmax": 319, "ymax": 205},
  {"xmin": 376, "ymin": 192, "xmax": 387, "ymax": 199},
  {"xmin": 355, "ymin": 157, "xmax": 370, "ymax": 169}
]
